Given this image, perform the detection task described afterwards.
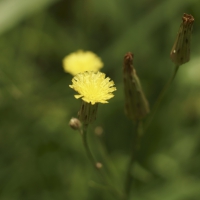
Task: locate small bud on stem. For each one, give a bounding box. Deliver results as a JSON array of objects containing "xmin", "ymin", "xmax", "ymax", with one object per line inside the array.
[{"xmin": 69, "ymin": 118, "xmax": 82, "ymax": 130}]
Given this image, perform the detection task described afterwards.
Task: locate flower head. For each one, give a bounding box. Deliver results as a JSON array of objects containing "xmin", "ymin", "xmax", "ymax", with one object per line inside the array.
[
  {"xmin": 70, "ymin": 71, "xmax": 116, "ymax": 105},
  {"xmin": 63, "ymin": 50, "xmax": 103, "ymax": 76},
  {"xmin": 170, "ymin": 13, "xmax": 194, "ymax": 66}
]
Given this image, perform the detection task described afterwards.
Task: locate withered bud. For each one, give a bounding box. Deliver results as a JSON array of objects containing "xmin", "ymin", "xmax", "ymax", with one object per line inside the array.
[
  {"xmin": 123, "ymin": 52, "xmax": 150, "ymax": 121},
  {"xmin": 124, "ymin": 52, "xmax": 134, "ymax": 69},
  {"xmin": 94, "ymin": 126, "xmax": 103, "ymax": 136},
  {"xmin": 69, "ymin": 118, "xmax": 81, "ymax": 130},
  {"xmin": 78, "ymin": 101, "xmax": 98, "ymax": 125},
  {"xmin": 96, "ymin": 162, "xmax": 103, "ymax": 169},
  {"xmin": 170, "ymin": 13, "xmax": 194, "ymax": 66}
]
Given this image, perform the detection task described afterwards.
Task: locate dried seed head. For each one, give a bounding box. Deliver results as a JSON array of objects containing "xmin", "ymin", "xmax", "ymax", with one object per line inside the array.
[
  {"xmin": 123, "ymin": 52, "xmax": 150, "ymax": 121},
  {"xmin": 170, "ymin": 13, "xmax": 194, "ymax": 66}
]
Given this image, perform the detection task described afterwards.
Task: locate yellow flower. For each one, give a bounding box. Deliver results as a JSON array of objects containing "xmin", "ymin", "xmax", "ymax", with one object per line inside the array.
[
  {"xmin": 63, "ymin": 50, "xmax": 103, "ymax": 76},
  {"xmin": 69, "ymin": 71, "xmax": 116, "ymax": 105}
]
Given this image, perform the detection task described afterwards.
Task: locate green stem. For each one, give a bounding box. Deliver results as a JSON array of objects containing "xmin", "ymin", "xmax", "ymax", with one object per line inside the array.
[
  {"xmin": 145, "ymin": 65, "xmax": 179, "ymax": 131},
  {"xmin": 124, "ymin": 120, "xmax": 143, "ymax": 200},
  {"xmin": 81, "ymin": 124, "xmax": 97, "ymax": 168},
  {"xmin": 80, "ymin": 124, "xmax": 124, "ymax": 199},
  {"xmin": 94, "ymin": 134, "xmax": 120, "ymax": 182}
]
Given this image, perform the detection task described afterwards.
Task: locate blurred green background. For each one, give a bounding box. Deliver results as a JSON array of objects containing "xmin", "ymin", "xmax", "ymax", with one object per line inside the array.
[{"xmin": 1, "ymin": 0, "xmax": 200, "ymax": 199}]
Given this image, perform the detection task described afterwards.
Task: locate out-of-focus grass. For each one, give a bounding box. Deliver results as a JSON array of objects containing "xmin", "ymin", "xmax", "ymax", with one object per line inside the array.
[{"xmin": 1, "ymin": 0, "xmax": 200, "ymax": 199}]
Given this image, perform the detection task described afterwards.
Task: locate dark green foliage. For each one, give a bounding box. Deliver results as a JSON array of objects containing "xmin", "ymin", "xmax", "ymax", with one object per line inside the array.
[{"xmin": 1, "ymin": 0, "xmax": 200, "ymax": 199}]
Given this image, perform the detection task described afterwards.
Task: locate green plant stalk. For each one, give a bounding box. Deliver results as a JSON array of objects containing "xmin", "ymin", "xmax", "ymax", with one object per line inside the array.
[
  {"xmin": 145, "ymin": 65, "xmax": 179, "ymax": 131},
  {"xmin": 80, "ymin": 124, "xmax": 125, "ymax": 200},
  {"xmin": 81, "ymin": 124, "xmax": 97, "ymax": 167},
  {"xmin": 94, "ymin": 134, "xmax": 120, "ymax": 183},
  {"xmin": 124, "ymin": 120, "xmax": 143, "ymax": 200},
  {"xmin": 123, "ymin": 64, "xmax": 179, "ymax": 198}
]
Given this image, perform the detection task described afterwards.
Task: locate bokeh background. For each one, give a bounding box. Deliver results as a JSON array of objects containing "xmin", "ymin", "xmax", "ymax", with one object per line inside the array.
[{"xmin": 1, "ymin": 0, "xmax": 200, "ymax": 199}]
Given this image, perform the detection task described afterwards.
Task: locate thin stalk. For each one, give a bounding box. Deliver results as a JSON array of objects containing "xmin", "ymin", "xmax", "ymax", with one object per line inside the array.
[
  {"xmin": 81, "ymin": 124, "xmax": 97, "ymax": 167},
  {"xmin": 124, "ymin": 120, "xmax": 143, "ymax": 200},
  {"xmin": 80, "ymin": 124, "xmax": 124, "ymax": 200},
  {"xmin": 145, "ymin": 65, "xmax": 179, "ymax": 131},
  {"xmin": 94, "ymin": 134, "xmax": 120, "ymax": 182}
]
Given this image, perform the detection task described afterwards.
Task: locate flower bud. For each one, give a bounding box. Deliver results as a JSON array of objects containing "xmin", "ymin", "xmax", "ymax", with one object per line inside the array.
[
  {"xmin": 94, "ymin": 126, "xmax": 103, "ymax": 136},
  {"xmin": 170, "ymin": 13, "xmax": 194, "ymax": 66},
  {"xmin": 69, "ymin": 118, "xmax": 81, "ymax": 130},
  {"xmin": 96, "ymin": 162, "xmax": 103, "ymax": 169},
  {"xmin": 123, "ymin": 52, "xmax": 150, "ymax": 121}
]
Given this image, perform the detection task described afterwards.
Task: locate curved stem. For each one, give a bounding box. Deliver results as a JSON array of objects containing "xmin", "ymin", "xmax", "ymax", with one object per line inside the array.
[
  {"xmin": 124, "ymin": 120, "xmax": 143, "ymax": 200},
  {"xmin": 94, "ymin": 133, "xmax": 120, "ymax": 182},
  {"xmin": 81, "ymin": 124, "xmax": 97, "ymax": 168},
  {"xmin": 80, "ymin": 124, "xmax": 124, "ymax": 199},
  {"xmin": 145, "ymin": 65, "xmax": 179, "ymax": 131}
]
